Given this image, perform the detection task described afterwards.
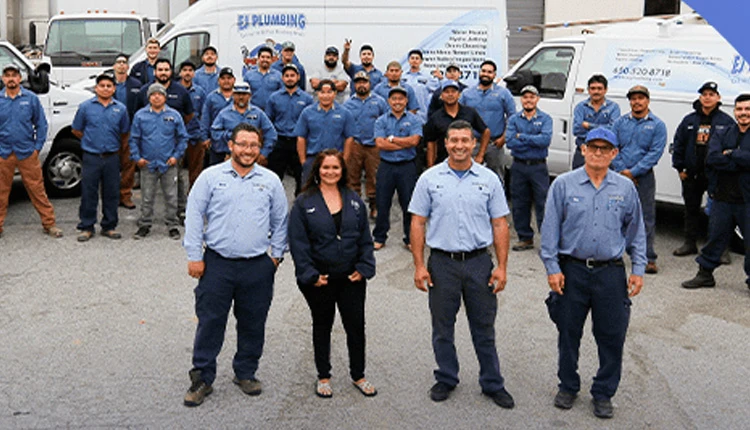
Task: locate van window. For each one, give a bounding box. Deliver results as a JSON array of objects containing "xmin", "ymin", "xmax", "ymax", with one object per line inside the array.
[
  {"xmin": 160, "ymin": 33, "xmax": 210, "ymax": 70},
  {"xmin": 0, "ymin": 47, "xmax": 29, "ymax": 82},
  {"xmin": 44, "ymin": 18, "xmax": 143, "ymax": 67},
  {"xmin": 515, "ymin": 47, "xmax": 575, "ymax": 99}
]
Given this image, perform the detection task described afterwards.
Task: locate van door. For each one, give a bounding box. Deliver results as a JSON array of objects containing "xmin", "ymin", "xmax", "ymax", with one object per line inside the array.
[{"xmin": 506, "ymin": 43, "xmax": 583, "ymax": 174}]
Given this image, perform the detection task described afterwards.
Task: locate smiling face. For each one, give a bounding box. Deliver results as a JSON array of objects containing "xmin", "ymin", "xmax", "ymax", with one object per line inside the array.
[
  {"xmin": 388, "ymin": 92, "xmax": 407, "ymax": 115},
  {"xmin": 257, "ymin": 51, "xmax": 272, "ymax": 70},
  {"xmin": 700, "ymin": 89, "xmax": 720, "ymax": 112},
  {"xmin": 478, "ymin": 64, "xmax": 495, "ymax": 87},
  {"xmin": 582, "ymin": 139, "xmax": 618, "ymax": 172},
  {"xmin": 318, "ymin": 155, "xmax": 343, "ymax": 186},
  {"xmin": 354, "ymin": 79, "xmax": 370, "ymax": 96},
  {"xmin": 317, "ymin": 84, "xmax": 336, "ymax": 108},
  {"xmin": 520, "ymin": 92, "xmax": 539, "ymax": 111},
  {"xmin": 445, "ymin": 127, "xmax": 476, "ymax": 166},
  {"xmin": 735, "ymin": 100, "xmax": 750, "ymax": 130},
  {"xmin": 360, "ymin": 49, "xmax": 374, "ymax": 67},
  {"xmin": 149, "ymin": 92, "xmax": 166, "ymax": 110},
  {"xmin": 95, "ymin": 79, "xmax": 115, "ymax": 101},
  {"xmin": 283, "ymin": 69, "xmax": 299, "ymax": 89},
  {"xmin": 408, "ymin": 53, "xmax": 422, "ymax": 70},
  {"xmin": 202, "ymin": 50, "xmax": 217, "ymax": 67},
  {"xmin": 229, "ymin": 129, "xmax": 262, "ymax": 169},
  {"xmin": 154, "ymin": 62, "xmax": 172, "ymax": 84},
  {"xmin": 146, "ymin": 42, "xmax": 160, "ymax": 61}
]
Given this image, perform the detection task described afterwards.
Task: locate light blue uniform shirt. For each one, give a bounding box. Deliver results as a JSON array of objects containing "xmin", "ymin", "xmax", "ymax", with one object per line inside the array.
[
  {"xmin": 183, "ymin": 160, "xmax": 288, "ymax": 261},
  {"xmin": 243, "ymin": 68, "xmax": 283, "ymax": 111},
  {"xmin": 210, "ymin": 104, "xmax": 277, "ymax": 157},
  {"xmin": 409, "ymin": 161, "xmax": 509, "ymax": 252},
  {"xmin": 266, "ymin": 87, "xmax": 314, "ymax": 136},
  {"xmin": 293, "ymin": 103, "xmax": 356, "ymax": 155},
  {"xmin": 181, "ymin": 83, "xmax": 206, "ymax": 142},
  {"xmin": 347, "ymin": 64, "xmax": 384, "ymax": 86},
  {"xmin": 402, "ymin": 70, "xmax": 437, "ymax": 122},
  {"xmin": 342, "ymin": 93, "xmax": 389, "ymax": 146},
  {"xmin": 0, "ymin": 88, "xmax": 48, "ymax": 160},
  {"xmin": 611, "ymin": 112, "xmax": 667, "ymax": 177},
  {"xmin": 129, "ymin": 106, "xmax": 188, "ymax": 173},
  {"xmin": 374, "ymin": 110, "xmax": 422, "ymax": 162},
  {"xmin": 540, "ymin": 167, "xmax": 647, "ymax": 276},
  {"xmin": 72, "ymin": 97, "xmax": 130, "ymax": 153},
  {"xmin": 572, "ymin": 98, "xmax": 620, "ymax": 147},
  {"xmin": 193, "ymin": 65, "xmax": 221, "ymax": 94},
  {"xmin": 505, "ymin": 110, "xmax": 553, "ymax": 160},
  {"xmin": 459, "ymin": 84, "xmax": 516, "ymax": 138},
  {"xmin": 200, "ymin": 90, "xmax": 233, "ymax": 141},
  {"xmin": 372, "ymin": 82, "xmax": 419, "ymax": 112}
]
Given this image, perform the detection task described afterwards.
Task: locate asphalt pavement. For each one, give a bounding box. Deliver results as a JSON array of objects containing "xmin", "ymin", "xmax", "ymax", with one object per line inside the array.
[{"xmin": 1, "ymin": 178, "xmax": 749, "ymax": 429}]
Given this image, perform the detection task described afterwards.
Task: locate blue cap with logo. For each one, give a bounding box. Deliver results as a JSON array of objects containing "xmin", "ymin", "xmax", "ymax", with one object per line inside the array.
[{"xmin": 585, "ymin": 127, "xmax": 618, "ymax": 147}]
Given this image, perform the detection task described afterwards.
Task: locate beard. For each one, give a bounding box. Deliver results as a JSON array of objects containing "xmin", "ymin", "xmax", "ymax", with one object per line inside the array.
[
  {"xmin": 232, "ymin": 153, "xmax": 255, "ymax": 169},
  {"xmin": 479, "ymin": 76, "xmax": 493, "ymax": 86},
  {"xmin": 156, "ymin": 75, "xmax": 171, "ymax": 85},
  {"xmin": 284, "ymin": 81, "xmax": 298, "ymax": 89},
  {"xmin": 523, "ymin": 107, "xmax": 535, "ymax": 113},
  {"xmin": 362, "ymin": 60, "xmax": 372, "ymax": 67},
  {"xmin": 235, "ymin": 100, "xmax": 248, "ymax": 108},
  {"xmin": 203, "ymin": 60, "xmax": 215, "ymax": 67},
  {"xmin": 355, "ymin": 86, "xmax": 369, "ymax": 96},
  {"xmin": 324, "ymin": 59, "xmax": 337, "ymax": 69}
]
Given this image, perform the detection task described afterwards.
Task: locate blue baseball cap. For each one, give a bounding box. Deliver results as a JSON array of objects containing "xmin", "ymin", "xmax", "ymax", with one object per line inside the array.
[
  {"xmin": 441, "ymin": 80, "xmax": 460, "ymax": 92},
  {"xmin": 585, "ymin": 127, "xmax": 618, "ymax": 147}
]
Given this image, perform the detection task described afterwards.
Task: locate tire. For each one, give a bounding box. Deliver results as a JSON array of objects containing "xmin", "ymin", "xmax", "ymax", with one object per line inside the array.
[{"xmin": 43, "ymin": 138, "xmax": 83, "ymax": 198}]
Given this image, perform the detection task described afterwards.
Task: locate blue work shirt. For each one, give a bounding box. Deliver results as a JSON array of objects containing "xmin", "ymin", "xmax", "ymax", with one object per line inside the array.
[
  {"xmin": 347, "ymin": 64, "xmax": 384, "ymax": 86},
  {"xmin": 183, "ymin": 160, "xmax": 288, "ymax": 261},
  {"xmin": 611, "ymin": 112, "xmax": 667, "ymax": 177},
  {"xmin": 408, "ymin": 160, "xmax": 509, "ymax": 252},
  {"xmin": 401, "ymin": 71, "xmax": 434, "ymax": 122},
  {"xmin": 271, "ymin": 57, "xmax": 307, "ymax": 91},
  {"xmin": 242, "ymin": 68, "xmax": 283, "ymax": 111},
  {"xmin": 540, "ymin": 167, "xmax": 647, "ymax": 276},
  {"xmin": 179, "ymin": 82, "xmax": 207, "ymax": 142},
  {"xmin": 72, "ymin": 97, "xmax": 130, "ymax": 153},
  {"xmin": 0, "ymin": 88, "xmax": 48, "ymax": 160},
  {"xmin": 137, "ymin": 82, "xmax": 194, "ymax": 119},
  {"xmin": 372, "ymin": 82, "xmax": 419, "ymax": 112},
  {"xmin": 294, "ymin": 103, "xmax": 356, "ymax": 155},
  {"xmin": 374, "ymin": 111, "xmax": 423, "ymax": 162},
  {"xmin": 266, "ymin": 87, "xmax": 314, "ymax": 137},
  {"xmin": 210, "ymin": 104, "xmax": 277, "ymax": 157},
  {"xmin": 114, "ymin": 76, "xmax": 142, "ymax": 121},
  {"xmin": 129, "ymin": 106, "xmax": 188, "ymax": 173},
  {"xmin": 459, "ymin": 84, "xmax": 516, "ymax": 139},
  {"xmin": 129, "ymin": 60, "xmax": 155, "ymax": 86},
  {"xmin": 200, "ymin": 90, "xmax": 233, "ymax": 141},
  {"xmin": 505, "ymin": 110, "xmax": 553, "ymax": 160},
  {"xmin": 193, "ymin": 65, "xmax": 222, "ymax": 94},
  {"xmin": 342, "ymin": 93, "xmax": 389, "ymax": 146},
  {"xmin": 572, "ymin": 98, "xmax": 620, "ymax": 147}
]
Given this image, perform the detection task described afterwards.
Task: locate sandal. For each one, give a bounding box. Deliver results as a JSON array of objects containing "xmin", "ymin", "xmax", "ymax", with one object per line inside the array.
[
  {"xmin": 352, "ymin": 379, "xmax": 377, "ymax": 397},
  {"xmin": 316, "ymin": 379, "xmax": 332, "ymax": 398}
]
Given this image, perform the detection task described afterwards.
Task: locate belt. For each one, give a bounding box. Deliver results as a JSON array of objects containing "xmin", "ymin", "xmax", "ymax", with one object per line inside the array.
[
  {"xmin": 432, "ymin": 247, "xmax": 488, "ymax": 261},
  {"xmin": 206, "ymin": 247, "xmax": 265, "ymax": 261},
  {"xmin": 559, "ymin": 254, "xmax": 623, "ymax": 269},
  {"xmin": 513, "ymin": 157, "xmax": 545, "ymax": 165},
  {"xmin": 84, "ymin": 150, "xmax": 118, "ymax": 158},
  {"xmin": 381, "ymin": 158, "xmax": 415, "ymax": 165}
]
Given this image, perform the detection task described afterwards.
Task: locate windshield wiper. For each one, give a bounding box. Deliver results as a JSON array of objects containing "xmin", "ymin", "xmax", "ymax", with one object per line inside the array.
[{"xmin": 46, "ymin": 50, "xmax": 90, "ymax": 60}]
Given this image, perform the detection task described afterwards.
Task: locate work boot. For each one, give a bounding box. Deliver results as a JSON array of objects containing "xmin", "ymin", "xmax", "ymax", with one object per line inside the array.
[
  {"xmin": 368, "ymin": 198, "xmax": 377, "ymax": 220},
  {"xmin": 184, "ymin": 370, "xmax": 213, "ymax": 407},
  {"xmin": 681, "ymin": 266, "xmax": 716, "ymax": 289},
  {"xmin": 672, "ymin": 241, "xmax": 698, "ymax": 256}
]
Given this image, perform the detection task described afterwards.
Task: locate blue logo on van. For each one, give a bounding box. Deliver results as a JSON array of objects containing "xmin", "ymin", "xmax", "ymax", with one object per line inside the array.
[{"xmin": 237, "ymin": 13, "xmax": 306, "ymax": 31}]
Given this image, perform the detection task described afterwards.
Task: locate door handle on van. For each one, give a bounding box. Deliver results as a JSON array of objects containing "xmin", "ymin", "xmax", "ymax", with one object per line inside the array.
[
  {"xmin": 53, "ymin": 100, "xmax": 68, "ymax": 107},
  {"xmin": 561, "ymin": 119, "xmax": 568, "ymax": 134}
]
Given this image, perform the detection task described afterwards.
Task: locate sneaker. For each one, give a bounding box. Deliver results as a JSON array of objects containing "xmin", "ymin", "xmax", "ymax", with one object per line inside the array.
[
  {"xmin": 645, "ymin": 261, "xmax": 658, "ymax": 274},
  {"xmin": 482, "ymin": 387, "xmax": 515, "ymax": 409},
  {"xmin": 554, "ymin": 391, "xmax": 577, "ymax": 409},
  {"xmin": 77, "ymin": 230, "xmax": 94, "ymax": 242},
  {"xmin": 184, "ymin": 370, "xmax": 213, "ymax": 407},
  {"xmin": 133, "ymin": 226, "xmax": 150, "ymax": 240},
  {"xmin": 233, "ymin": 376, "xmax": 262, "ymax": 396},
  {"xmin": 512, "ymin": 240, "xmax": 533, "ymax": 251},
  {"xmin": 169, "ymin": 228, "xmax": 181, "ymax": 240},
  {"xmin": 672, "ymin": 242, "xmax": 698, "ymax": 256},
  {"xmin": 429, "ymin": 382, "xmax": 455, "ymax": 402},
  {"xmin": 44, "ymin": 225, "xmax": 64, "ymax": 238},
  {"xmin": 592, "ymin": 397, "xmax": 614, "ymax": 419}
]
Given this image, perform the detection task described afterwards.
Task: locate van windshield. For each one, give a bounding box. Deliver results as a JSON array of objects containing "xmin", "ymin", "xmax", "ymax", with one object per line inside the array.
[{"xmin": 44, "ymin": 18, "xmax": 143, "ymax": 67}]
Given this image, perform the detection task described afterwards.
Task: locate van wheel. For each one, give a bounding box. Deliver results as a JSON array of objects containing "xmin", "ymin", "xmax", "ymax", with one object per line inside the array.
[{"xmin": 43, "ymin": 138, "xmax": 83, "ymax": 198}]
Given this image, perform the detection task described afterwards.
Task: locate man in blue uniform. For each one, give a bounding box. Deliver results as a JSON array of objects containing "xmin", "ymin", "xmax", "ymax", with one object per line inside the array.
[
  {"xmin": 130, "ymin": 37, "xmax": 160, "ymax": 86},
  {"xmin": 129, "ymin": 83, "xmax": 189, "ymax": 240},
  {"xmin": 409, "ymin": 120, "xmax": 515, "ymax": 409},
  {"xmin": 242, "ymin": 46, "xmax": 282, "ymax": 111},
  {"xmin": 294, "ymin": 79, "xmax": 356, "ymax": 182},
  {"xmin": 342, "ymin": 41, "xmax": 383, "ymax": 85},
  {"xmin": 343, "ymin": 71, "xmax": 389, "ymax": 218},
  {"xmin": 505, "ymin": 85, "xmax": 553, "ymax": 251},
  {"xmin": 136, "ymin": 59, "xmax": 195, "ymax": 123},
  {"xmin": 540, "ymin": 127, "xmax": 646, "ymax": 419},
  {"xmin": 200, "ymin": 67, "xmax": 235, "ymax": 163},
  {"xmin": 612, "ymin": 85, "xmax": 667, "ymax": 274},
  {"xmin": 682, "ymin": 93, "xmax": 750, "ymax": 290},
  {"xmin": 271, "ymin": 41, "xmax": 307, "ymax": 91},
  {"xmin": 372, "ymin": 86, "xmax": 421, "ymax": 250},
  {"xmin": 193, "ymin": 46, "xmax": 222, "ymax": 94},
  {"xmin": 459, "ymin": 60, "xmax": 516, "ymax": 181},
  {"xmin": 210, "ymin": 82, "xmax": 277, "ymax": 164},
  {"xmin": 177, "ymin": 60, "xmax": 207, "ymax": 190},
  {"xmin": 571, "ymin": 75, "xmax": 620, "ymax": 169},
  {"xmin": 183, "ymin": 123, "xmax": 288, "ymax": 407},
  {"xmin": 72, "ymin": 73, "xmax": 130, "ymax": 242},
  {"xmin": 112, "ymin": 53, "xmax": 142, "ymax": 209},
  {"xmin": 372, "ymin": 61, "xmax": 419, "ymax": 114},
  {"xmin": 266, "ymin": 64, "xmax": 313, "ymax": 195},
  {"xmin": 403, "ymin": 49, "xmax": 439, "ymax": 123}
]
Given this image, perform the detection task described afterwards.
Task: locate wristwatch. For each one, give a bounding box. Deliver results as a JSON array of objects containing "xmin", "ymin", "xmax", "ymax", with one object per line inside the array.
[{"xmin": 388, "ymin": 135, "xmax": 394, "ymax": 143}]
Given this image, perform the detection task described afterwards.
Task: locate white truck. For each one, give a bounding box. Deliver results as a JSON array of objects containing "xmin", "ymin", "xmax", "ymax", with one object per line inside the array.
[{"xmin": 502, "ymin": 14, "xmax": 750, "ymax": 205}]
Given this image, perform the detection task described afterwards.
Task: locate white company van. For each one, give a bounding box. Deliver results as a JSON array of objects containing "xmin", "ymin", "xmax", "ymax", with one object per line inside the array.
[{"xmin": 502, "ymin": 15, "xmax": 750, "ymax": 205}]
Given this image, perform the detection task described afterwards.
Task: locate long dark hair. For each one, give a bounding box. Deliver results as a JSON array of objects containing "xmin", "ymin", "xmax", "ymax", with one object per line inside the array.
[{"xmin": 300, "ymin": 149, "xmax": 348, "ymax": 195}]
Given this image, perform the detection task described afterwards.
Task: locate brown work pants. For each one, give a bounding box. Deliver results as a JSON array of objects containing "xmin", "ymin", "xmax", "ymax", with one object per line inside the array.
[{"xmin": 0, "ymin": 152, "xmax": 56, "ymax": 231}]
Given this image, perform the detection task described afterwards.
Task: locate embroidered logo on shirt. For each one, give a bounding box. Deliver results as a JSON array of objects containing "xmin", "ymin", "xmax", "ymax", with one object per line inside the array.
[
  {"xmin": 306, "ymin": 207, "xmax": 316, "ymax": 213},
  {"xmin": 350, "ymin": 200, "xmax": 360, "ymax": 211}
]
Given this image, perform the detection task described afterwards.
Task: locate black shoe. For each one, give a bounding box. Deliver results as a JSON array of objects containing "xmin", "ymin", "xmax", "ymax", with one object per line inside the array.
[
  {"xmin": 554, "ymin": 391, "xmax": 577, "ymax": 409},
  {"xmin": 592, "ymin": 397, "xmax": 614, "ymax": 419},
  {"xmin": 720, "ymin": 248, "xmax": 732, "ymax": 265},
  {"xmin": 119, "ymin": 200, "xmax": 136, "ymax": 210},
  {"xmin": 482, "ymin": 388, "xmax": 515, "ymax": 409},
  {"xmin": 673, "ymin": 242, "xmax": 698, "ymax": 256},
  {"xmin": 430, "ymin": 382, "xmax": 455, "ymax": 402},
  {"xmin": 184, "ymin": 370, "xmax": 213, "ymax": 407},
  {"xmin": 169, "ymin": 228, "xmax": 181, "ymax": 240},
  {"xmin": 133, "ymin": 226, "xmax": 150, "ymax": 240},
  {"xmin": 681, "ymin": 267, "xmax": 716, "ymax": 289}
]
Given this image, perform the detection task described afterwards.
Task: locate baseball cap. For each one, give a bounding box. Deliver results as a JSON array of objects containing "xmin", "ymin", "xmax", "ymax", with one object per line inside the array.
[
  {"xmin": 388, "ymin": 86, "xmax": 408, "ymax": 97},
  {"xmin": 147, "ymin": 83, "xmax": 167, "ymax": 98},
  {"xmin": 698, "ymin": 81, "xmax": 719, "ymax": 94},
  {"xmin": 95, "ymin": 72, "xmax": 116, "ymax": 85},
  {"xmin": 325, "ymin": 46, "xmax": 339, "ymax": 56},
  {"xmin": 219, "ymin": 67, "xmax": 234, "ymax": 78},
  {"xmin": 233, "ymin": 82, "xmax": 252, "ymax": 94},
  {"xmin": 282, "ymin": 63, "xmax": 299, "ymax": 74},
  {"xmin": 201, "ymin": 46, "xmax": 217, "ymax": 56},
  {"xmin": 585, "ymin": 127, "xmax": 618, "ymax": 147},
  {"xmin": 446, "ymin": 61, "xmax": 461, "ymax": 72},
  {"xmin": 281, "ymin": 41, "xmax": 296, "ymax": 51},
  {"xmin": 520, "ymin": 85, "xmax": 539, "ymax": 96},
  {"xmin": 2, "ymin": 63, "xmax": 21, "ymax": 74},
  {"xmin": 441, "ymin": 80, "xmax": 460, "ymax": 92},
  {"xmin": 353, "ymin": 71, "xmax": 370, "ymax": 82},
  {"xmin": 626, "ymin": 85, "xmax": 650, "ymax": 99}
]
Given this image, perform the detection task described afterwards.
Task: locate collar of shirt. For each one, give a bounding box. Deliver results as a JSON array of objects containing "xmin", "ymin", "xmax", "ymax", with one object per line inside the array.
[
  {"xmin": 628, "ymin": 112, "xmax": 652, "ymax": 121},
  {"xmin": 575, "ymin": 167, "xmax": 618, "ymax": 189},
  {"xmin": 316, "ymin": 103, "xmax": 339, "ymax": 112},
  {"xmin": 220, "ymin": 160, "xmax": 262, "ymax": 180},
  {"xmin": 520, "ymin": 111, "xmax": 539, "ymax": 121},
  {"xmin": 2, "ymin": 88, "xmax": 26, "ymax": 99},
  {"xmin": 436, "ymin": 159, "xmax": 481, "ymax": 178},
  {"xmin": 586, "ymin": 98, "xmax": 611, "ymax": 109}
]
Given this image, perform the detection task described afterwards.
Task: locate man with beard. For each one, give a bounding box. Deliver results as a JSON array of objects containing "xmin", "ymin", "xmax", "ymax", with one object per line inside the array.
[
  {"xmin": 130, "ymin": 37, "xmax": 161, "ymax": 86},
  {"xmin": 342, "ymin": 71, "xmax": 389, "ymax": 218},
  {"xmin": 460, "ymin": 60, "xmax": 516, "ymax": 182},
  {"xmin": 136, "ymin": 59, "xmax": 194, "ymax": 125},
  {"xmin": 177, "ymin": 61, "xmax": 207, "ymax": 224},
  {"xmin": 271, "ymin": 41, "xmax": 307, "ymax": 91},
  {"xmin": 309, "ymin": 46, "xmax": 350, "ymax": 104},
  {"xmin": 424, "ymin": 81, "xmax": 489, "ymax": 167},
  {"xmin": 210, "ymin": 83, "xmax": 277, "ymax": 164},
  {"xmin": 112, "ymin": 53, "xmax": 143, "ymax": 210},
  {"xmin": 572, "ymin": 75, "xmax": 620, "ymax": 169},
  {"xmin": 505, "ymin": 86, "xmax": 553, "ymax": 252},
  {"xmin": 612, "ymin": 85, "xmax": 667, "ymax": 274},
  {"xmin": 183, "ymin": 123, "xmax": 288, "ymax": 407},
  {"xmin": 193, "ymin": 46, "xmax": 222, "ymax": 94},
  {"xmin": 342, "ymin": 41, "xmax": 383, "ymax": 86},
  {"xmin": 243, "ymin": 46, "xmax": 282, "ymax": 111},
  {"xmin": 266, "ymin": 64, "xmax": 313, "ymax": 195},
  {"xmin": 200, "ymin": 67, "xmax": 235, "ymax": 163},
  {"xmin": 428, "ymin": 62, "xmax": 467, "ymax": 118},
  {"xmin": 373, "ymin": 61, "xmax": 419, "ymax": 114}
]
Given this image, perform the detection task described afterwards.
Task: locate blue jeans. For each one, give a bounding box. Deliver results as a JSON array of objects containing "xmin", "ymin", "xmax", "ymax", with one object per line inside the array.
[
  {"xmin": 372, "ymin": 159, "xmax": 416, "ymax": 245},
  {"xmin": 428, "ymin": 251, "xmax": 506, "ymax": 393},
  {"xmin": 138, "ymin": 166, "xmax": 179, "ymax": 228},
  {"xmin": 546, "ymin": 259, "xmax": 631, "ymax": 400},
  {"xmin": 697, "ymin": 200, "xmax": 749, "ymax": 281},
  {"xmin": 192, "ymin": 248, "xmax": 276, "ymax": 384},
  {"xmin": 510, "ymin": 161, "xmax": 549, "ymax": 242},
  {"xmin": 78, "ymin": 152, "xmax": 120, "ymax": 232},
  {"xmin": 635, "ymin": 170, "xmax": 657, "ymax": 262}
]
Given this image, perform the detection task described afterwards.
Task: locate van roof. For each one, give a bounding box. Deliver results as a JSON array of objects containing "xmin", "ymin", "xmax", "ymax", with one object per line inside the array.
[{"xmin": 545, "ymin": 15, "xmax": 721, "ymax": 44}]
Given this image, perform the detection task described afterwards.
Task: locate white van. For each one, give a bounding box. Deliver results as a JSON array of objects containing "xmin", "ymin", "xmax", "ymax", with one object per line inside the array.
[{"xmin": 502, "ymin": 15, "xmax": 749, "ymax": 204}]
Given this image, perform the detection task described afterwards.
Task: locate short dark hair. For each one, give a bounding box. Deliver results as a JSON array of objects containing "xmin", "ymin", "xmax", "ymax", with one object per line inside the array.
[
  {"xmin": 588, "ymin": 74, "xmax": 608, "ymax": 88},
  {"xmin": 201, "ymin": 46, "xmax": 217, "ymax": 56},
  {"xmin": 317, "ymin": 79, "xmax": 337, "ymax": 92},
  {"xmin": 360, "ymin": 44, "xmax": 374, "ymax": 54},
  {"xmin": 301, "ymin": 149, "xmax": 348, "ymax": 194},
  {"xmin": 408, "ymin": 49, "xmax": 423, "ymax": 60},
  {"xmin": 445, "ymin": 119, "xmax": 474, "ymax": 138},
  {"xmin": 230, "ymin": 123, "xmax": 263, "ymax": 146},
  {"xmin": 257, "ymin": 46, "xmax": 273, "ymax": 57},
  {"xmin": 179, "ymin": 60, "xmax": 196, "ymax": 72},
  {"xmin": 735, "ymin": 94, "xmax": 750, "ymax": 104},
  {"xmin": 154, "ymin": 58, "xmax": 172, "ymax": 70},
  {"xmin": 480, "ymin": 60, "xmax": 497, "ymax": 72}
]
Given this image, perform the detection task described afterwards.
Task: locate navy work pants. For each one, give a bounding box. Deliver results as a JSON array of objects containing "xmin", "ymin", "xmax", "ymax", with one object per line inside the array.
[
  {"xmin": 635, "ymin": 170, "xmax": 657, "ymax": 262},
  {"xmin": 697, "ymin": 200, "xmax": 749, "ymax": 281},
  {"xmin": 372, "ymin": 159, "xmax": 417, "ymax": 245},
  {"xmin": 78, "ymin": 152, "xmax": 120, "ymax": 232},
  {"xmin": 510, "ymin": 161, "xmax": 549, "ymax": 242},
  {"xmin": 680, "ymin": 174, "xmax": 709, "ymax": 243},
  {"xmin": 267, "ymin": 136, "xmax": 302, "ymax": 195}
]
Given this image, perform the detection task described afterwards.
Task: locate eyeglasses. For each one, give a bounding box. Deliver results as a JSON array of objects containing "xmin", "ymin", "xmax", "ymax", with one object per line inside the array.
[
  {"xmin": 585, "ymin": 144, "xmax": 615, "ymax": 154},
  {"xmin": 233, "ymin": 141, "xmax": 262, "ymax": 150}
]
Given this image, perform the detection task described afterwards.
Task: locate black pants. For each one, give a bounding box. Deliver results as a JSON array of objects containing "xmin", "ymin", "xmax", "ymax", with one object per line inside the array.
[
  {"xmin": 267, "ymin": 135, "xmax": 302, "ymax": 195},
  {"xmin": 681, "ymin": 174, "xmax": 709, "ymax": 242},
  {"xmin": 299, "ymin": 277, "xmax": 367, "ymax": 381}
]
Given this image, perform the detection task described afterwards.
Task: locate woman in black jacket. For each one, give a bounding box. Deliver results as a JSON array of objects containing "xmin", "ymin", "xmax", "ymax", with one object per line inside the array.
[{"xmin": 288, "ymin": 149, "xmax": 377, "ymax": 398}]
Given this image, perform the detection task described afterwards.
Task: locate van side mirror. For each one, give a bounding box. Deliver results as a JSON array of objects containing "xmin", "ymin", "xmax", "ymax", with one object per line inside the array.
[
  {"xmin": 504, "ymin": 70, "xmax": 540, "ymax": 96},
  {"xmin": 28, "ymin": 63, "xmax": 50, "ymax": 94}
]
